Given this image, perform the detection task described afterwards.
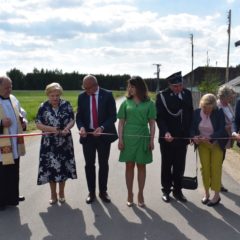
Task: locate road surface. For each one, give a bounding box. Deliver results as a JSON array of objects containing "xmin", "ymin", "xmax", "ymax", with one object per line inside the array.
[{"xmin": 0, "ymin": 98, "xmax": 240, "ymax": 240}]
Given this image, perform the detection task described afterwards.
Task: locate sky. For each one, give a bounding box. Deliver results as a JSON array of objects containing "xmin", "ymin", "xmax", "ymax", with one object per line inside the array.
[{"xmin": 0, "ymin": 0, "xmax": 240, "ymax": 78}]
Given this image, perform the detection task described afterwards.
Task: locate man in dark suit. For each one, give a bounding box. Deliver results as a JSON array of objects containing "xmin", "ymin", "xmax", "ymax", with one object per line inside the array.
[
  {"xmin": 156, "ymin": 72, "xmax": 193, "ymax": 203},
  {"xmin": 76, "ymin": 75, "xmax": 118, "ymax": 204},
  {"xmin": 233, "ymin": 98, "xmax": 240, "ymax": 144}
]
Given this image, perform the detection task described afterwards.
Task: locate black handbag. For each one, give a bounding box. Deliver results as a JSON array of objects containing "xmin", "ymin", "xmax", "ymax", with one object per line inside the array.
[
  {"xmin": 182, "ymin": 176, "xmax": 198, "ymax": 190},
  {"xmin": 182, "ymin": 151, "xmax": 198, "ymax": 190}
]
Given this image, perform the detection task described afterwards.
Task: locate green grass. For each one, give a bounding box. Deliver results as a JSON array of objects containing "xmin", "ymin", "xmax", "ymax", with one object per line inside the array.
[
  {"xmin": 232, "ymin": 142, "xmax": 240, "ymax": 154},
  {"xmin": 12, "ymin": 90, "xmax": 125, "ymax": 131},
  {"xmin": 149, "ymin": 92, "xmax": 156, "ymax": 101}
]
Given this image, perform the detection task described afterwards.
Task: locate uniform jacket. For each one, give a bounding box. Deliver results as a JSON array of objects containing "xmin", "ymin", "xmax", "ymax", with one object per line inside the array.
[{"xmin": 156, "ymin": 87, "xmax": 193, "ymax": 146}]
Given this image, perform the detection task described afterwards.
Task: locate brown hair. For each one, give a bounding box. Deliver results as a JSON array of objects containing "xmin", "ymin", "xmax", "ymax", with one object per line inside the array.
[{"xmin": 126, "ymin": 76, "xmax": 149, "ymax": 101}]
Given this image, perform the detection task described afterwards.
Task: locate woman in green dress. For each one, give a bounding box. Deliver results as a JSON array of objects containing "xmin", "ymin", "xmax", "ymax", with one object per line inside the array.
[{"xmin": 118, "ymin": 76, "xmax": 156, "ymax": 207}]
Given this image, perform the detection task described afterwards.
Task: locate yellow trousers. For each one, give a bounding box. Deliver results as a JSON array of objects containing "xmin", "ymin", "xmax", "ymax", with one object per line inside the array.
[{"xmin": 198, "ymin": 142, "xmax": 223, "ymax": 192}]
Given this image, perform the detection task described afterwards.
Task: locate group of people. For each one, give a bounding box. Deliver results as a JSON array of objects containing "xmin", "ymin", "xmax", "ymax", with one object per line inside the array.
[{"xmin": 0, "ymin": 72, "xmax": 239, "ymax": 211}]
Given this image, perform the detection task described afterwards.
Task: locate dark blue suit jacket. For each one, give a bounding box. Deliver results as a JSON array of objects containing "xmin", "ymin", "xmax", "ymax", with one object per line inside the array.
[
  {"xmin": 234, "ymin": 98, "xmax": 240, "ymax": 133},
  {"xmin": 233, "ymin": 98, "xmax": 240, "ymax": 147},
  {"xmin": 76, "ymin": 88, "xmax": 118, "ymax": 144}
]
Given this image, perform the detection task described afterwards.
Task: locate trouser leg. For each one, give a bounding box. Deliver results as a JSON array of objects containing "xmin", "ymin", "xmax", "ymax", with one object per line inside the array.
[
  {"xmin": 160, "ymin": 142, "xmax": 173, "ymax": 194},
  {"xmin": 210, "ymin": 144, "xmax": 223, "ymax": 192},
  {"xmin": 172, "ymin": 145, "xmax": 187, "ymax": 192},
  {"xmin": 82, "ymin": 137, "xmax": 97, "ymax": 193},
  {"xmin": 97, "ymin": 141, "xmax": 111, "ymax": 193},
  {"xmin": 198, "ymin": 143, "xmax": 211, "ymax": 191}
]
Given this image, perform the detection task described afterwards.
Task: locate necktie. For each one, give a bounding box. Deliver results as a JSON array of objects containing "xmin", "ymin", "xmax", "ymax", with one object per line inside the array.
[{"xmin": 92, "ymin": 94, "xmax": 98, "ymax": 129}]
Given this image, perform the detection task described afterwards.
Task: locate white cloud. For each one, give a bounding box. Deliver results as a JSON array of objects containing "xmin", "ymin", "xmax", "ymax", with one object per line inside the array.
[{"xmin": 0, "ymin": 0, "xmax": 239, "ymax": 78}]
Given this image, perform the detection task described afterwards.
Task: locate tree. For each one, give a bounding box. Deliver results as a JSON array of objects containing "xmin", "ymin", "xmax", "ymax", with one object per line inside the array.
[
  {"xmin": 6, "ymin": 68, "xmax": 25, "ymax": 89},
  {"xmin": 198, "ymin": 68, "xmax": 219, "ymax": 94}
]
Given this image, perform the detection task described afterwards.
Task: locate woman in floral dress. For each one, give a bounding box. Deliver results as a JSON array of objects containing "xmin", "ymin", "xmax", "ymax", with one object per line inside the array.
[{"xmin": 36, "ymin": 83, "xmax": 77, "ymax": 204}]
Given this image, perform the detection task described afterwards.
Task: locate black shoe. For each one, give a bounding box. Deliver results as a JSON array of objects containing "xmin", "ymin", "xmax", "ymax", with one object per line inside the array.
[
  {"xmin": 162, "ymin": 193, "xmax": 170, "ymax": 203},
  {"xmin": 173, "ymin": 191, "xmax": 187, "ymax": 202},
  {"xmin": 221, "ymin": 186, "xmax": 228, "ymax": 192},
  {"xmin": 99, "ymin": 192, "xmax": 111, "ymax": 203},
  {"xmin": 201, "ymin": 197, "xmax": 209, "ymax": 205},
  {"xmin": 86, "ymin": 193, "xmax": 96, "ymax": 204},
  {"xmin": 207, "ymin": 198, "xmax": 221, "ymax": 207},
  {"xmin": 19, "ymin": 196, "xmax": 25, "ymax": 202}
]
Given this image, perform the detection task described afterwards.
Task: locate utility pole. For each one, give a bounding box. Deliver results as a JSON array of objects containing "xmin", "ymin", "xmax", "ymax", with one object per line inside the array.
[
  {"xmin": 206, "ymin": 51, "xmax": 210, "ymax": 66},
  {"xmin": 226, "ymin": 9, "xmax": 231, "ymax": 82},
  {"xmin": 190, "ymin": 34, "xmax": 194, "ymax": 91},
  {"xmin": 153, "ymin": 64, "xmax": 161, "ymax": 92}
]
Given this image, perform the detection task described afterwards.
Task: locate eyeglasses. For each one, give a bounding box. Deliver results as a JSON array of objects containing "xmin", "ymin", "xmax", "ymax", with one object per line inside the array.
[{"xmin": 82, "ymin": 84, "xmax": 96, "ymax": 91}]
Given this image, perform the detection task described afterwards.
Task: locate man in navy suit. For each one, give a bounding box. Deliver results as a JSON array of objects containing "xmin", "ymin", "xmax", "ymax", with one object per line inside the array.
[
  {"xmin": 76, "ymin": 75, "xmax": 118, "ymax": 204},
  {"xmin": 233, "ymin": 98, "xmax": 240, "ymax": 145}
]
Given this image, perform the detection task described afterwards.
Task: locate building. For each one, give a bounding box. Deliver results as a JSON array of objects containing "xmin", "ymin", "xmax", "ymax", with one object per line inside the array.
[{"xmin": 183, "ymin": 66, "xmax": 240, "ymax": 89}]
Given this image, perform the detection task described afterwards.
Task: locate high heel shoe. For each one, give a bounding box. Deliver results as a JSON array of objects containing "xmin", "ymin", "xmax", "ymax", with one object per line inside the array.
[
  {"xmin": 201, "ymin": 197, "xmax": 209, "ymax": 205},
  {"xmin": 49, "ymin": 198, "xmax": 58, "ymax": 205},
  {"xmin": 59, "ymin": 197, "xmax": 66, "ymax": 203},
  {"xmin": 127, "ymin": 201, "xmax": 134, "ymax": 207},
  {"xmin": 138, "ymin": 193, "xmax": 145, "ymax": 208},
  {"xmin": 127, "ymin": 193, "xmax": 134, "ymax": 207},
  {"xmin": 138, "ymin": 202, "xmax": 145, "ymax": 208},
  {"xmin": 207, "ymin": 197, "xmax": 221, "ymax": 207}
]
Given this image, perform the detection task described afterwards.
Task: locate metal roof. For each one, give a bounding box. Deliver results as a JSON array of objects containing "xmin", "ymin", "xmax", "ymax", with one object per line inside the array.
[{"xmin": 222, "ymin": 76, "xmax": 240, "ymax": 87}]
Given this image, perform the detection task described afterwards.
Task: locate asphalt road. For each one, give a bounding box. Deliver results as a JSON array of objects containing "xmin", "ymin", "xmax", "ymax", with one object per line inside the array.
[{"xmin": 0, "ymin": 98, "xmax": 240, "ymax": 240}]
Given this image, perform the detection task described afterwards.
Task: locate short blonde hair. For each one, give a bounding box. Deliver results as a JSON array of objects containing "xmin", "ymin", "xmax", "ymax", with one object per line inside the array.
[
  {"xmin": 45, "ymin": 82, "xmax": 63, "ymax": 95},
  {"xmin": 199, "ymin": 93, "xmax": 217, "ymax": 109}
]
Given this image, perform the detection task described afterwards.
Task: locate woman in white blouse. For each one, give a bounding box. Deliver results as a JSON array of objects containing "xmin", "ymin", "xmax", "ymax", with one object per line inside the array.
[{"xmin": 217, "ymin": 85, "xmax": 236, "ymax": 192}]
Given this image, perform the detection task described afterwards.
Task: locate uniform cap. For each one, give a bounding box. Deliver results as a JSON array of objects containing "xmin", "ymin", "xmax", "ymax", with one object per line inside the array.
[{"xmin": 166, "ymin": 71, "xmax": 183, "ymax": 85}]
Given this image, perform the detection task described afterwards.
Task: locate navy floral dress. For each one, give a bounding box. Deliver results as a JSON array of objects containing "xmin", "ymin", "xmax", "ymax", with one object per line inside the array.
[{"xmin": 36, "ymin": 99, "xmax": 77, "ymax": 185}]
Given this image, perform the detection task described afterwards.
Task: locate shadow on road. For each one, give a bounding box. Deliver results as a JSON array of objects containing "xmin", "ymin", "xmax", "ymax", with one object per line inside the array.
[
  {"xmin": 90, "ymin": 201, "xmax": 190, "ymax": 240},
  {"xmin": 171, "ymin": 201, "xmax": 240, "ymax": 240},
  {"xmin": 220, "ymin": 191, "xmax": 240, "ymax": 208},
  {"xmin": 0, "ymin": 207, "xmax": 32, "ymax": 240},
  {"xmin": 214, "ymin": 204, "xmax": 240, "ymax": 233},
  {"xmin": 39, "ymin": 203, "xmax": 94, "ymax": 240}
]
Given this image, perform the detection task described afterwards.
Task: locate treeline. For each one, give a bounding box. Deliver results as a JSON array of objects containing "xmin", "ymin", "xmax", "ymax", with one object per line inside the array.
[{"xmin": 6, "ymin": 68, "xmax": 168, "ymax": 91}]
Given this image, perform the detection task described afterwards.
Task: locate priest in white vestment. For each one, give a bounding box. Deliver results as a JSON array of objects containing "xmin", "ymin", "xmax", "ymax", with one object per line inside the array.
[{"xmin": 0, "ymin": 76, "xmax": 27, "ymax": 211}]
